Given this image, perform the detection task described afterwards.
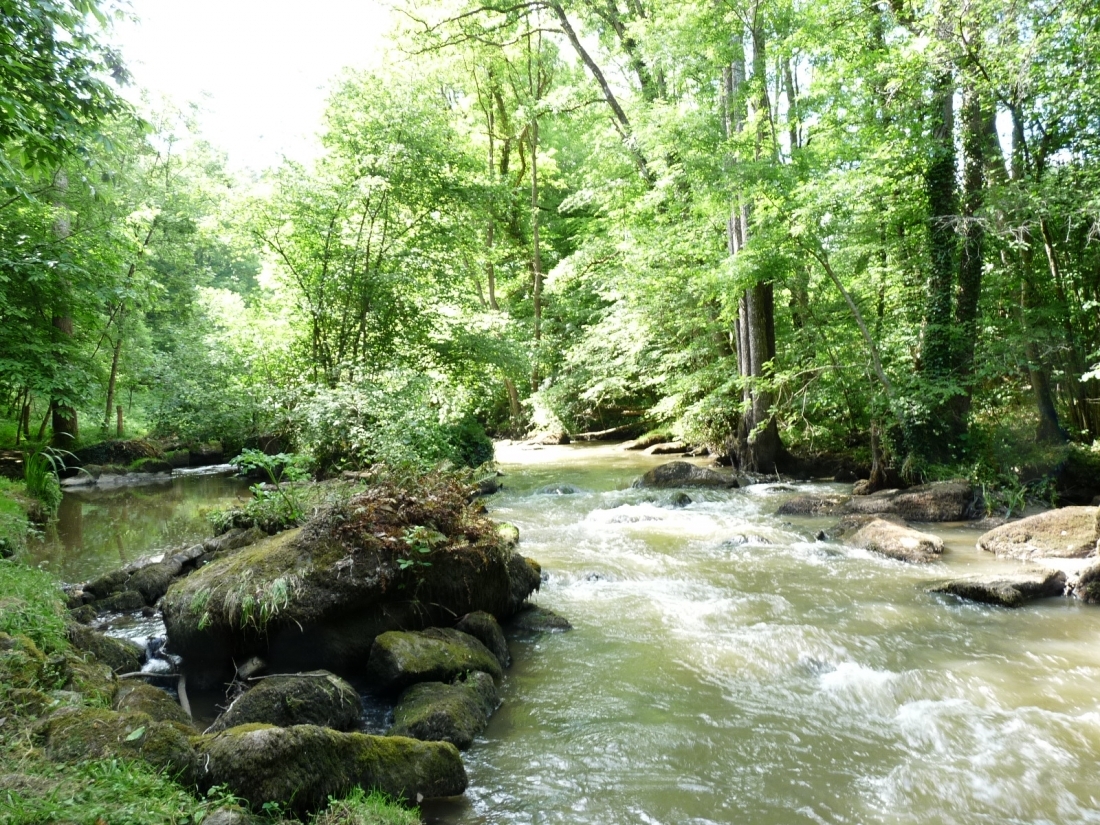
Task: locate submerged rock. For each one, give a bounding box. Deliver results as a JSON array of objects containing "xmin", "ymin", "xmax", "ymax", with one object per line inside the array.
[
  {"xmin": 208, "ymin": 671, "xmax": 361, "ymax": 733},
  {"xmin": 844, "ymin": 518, "xmax": 944, "ymax": 563},
  {"xmin": 365, "ymin": 628, "xmax": 502, "ymax": 695},
  {"xmin": 931, "ymin": 569, "xmax": 1067, "ymax": 608},
  {"xmin": 508, "ymin": 604, "xmax": 573, "ymax": 633},
  {"xmin": 455, "ymin": 611, "xmax": 511, "ymax": 668},
  {"xmin": 977, "ymin": 507, "xmax": 1100, "ymax": 561},
  {"xmin": 634, "ymin": 461, "xmax": 738, "ymax": 490},
  {"xmin": 534, "ymin": 483, "xmax": 582, "ymax": 495},
  {"xmin": 668, "ymin": 492, "xmax": 693, "ymax": 508},
  {"xmin": 162, "ymin": 477, "xmax": 541, "ymax": 685},
  {"xmin": 389, "ymin": 671, "xmax": 500, "ymax": 749},
  {"xmin": 195, "ymin": 724, "xmax": 466, "ymax": 814}
]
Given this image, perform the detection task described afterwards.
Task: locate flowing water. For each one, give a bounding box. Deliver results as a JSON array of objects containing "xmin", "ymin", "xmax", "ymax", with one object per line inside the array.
[
  {"xmin": 424, "ymin": 443, "xmax": 1100, "ymax": 825},
  {"xmin": 29, "ymin": 446, "xmax": 1100, "ymax": 823}
]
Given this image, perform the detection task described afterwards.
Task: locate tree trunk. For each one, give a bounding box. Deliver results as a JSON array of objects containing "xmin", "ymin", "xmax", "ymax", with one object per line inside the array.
[
  {"xmin": 915, "ymin": 71, "xmax": 958, "ymax": 458},
  {"xmin": 51, "ymin": 170, "xmax": 78, "ymax": 448},
  {"xmin": 104, "ymin": 306, "xmax": 124, "ymax": 432},
  {"xmin": 947, "ymin": 77, "xmax": 987, "ymax": 428}
]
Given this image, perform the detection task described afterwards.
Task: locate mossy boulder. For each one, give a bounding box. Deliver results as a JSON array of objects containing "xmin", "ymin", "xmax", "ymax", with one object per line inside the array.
[
  {"xmin": 163, "ymin": 476, "xmax": 541, "ymax": 685},
  {"xmin": 634, "ymin": 461, "xmax": 738, "ymax": 489},
  {"xmin": 389, "ymin": 671, "xmax": 499, "ymax": 750},
  {"xmin": 508, "ymin": 605, "xmax": 573, "ymax": 633},
  {"xmin": 195, "ymin": 724, "xmax": 466, "ymax": 814},
  {"xmin": 113, "ymin": 682, "xmax": 192, "ymax": 727},
  {"xmin": 36, "ymin": 706, "xmax": 198, "ymax": 780},
  {"xmin": 208, "ymin": 671, "xmax": 361, "ymax": 733},
  {"xmin": 365, "ymin": 628, "xmax": 502, "ymax": 695},
  {"xmin": 455, "ymin": 611, "xmax": 510, "ymax": 668},
  {"xmin": 931, "ymin": 569, "xmax": 1067, "ymax": 608},
  {"xmin": 977, "ymin": 507, "xmax": 1100, "ymax": 560},
  {"xmin": 67, "ymin": 623, "xmax": 143, "ymax": 673}
]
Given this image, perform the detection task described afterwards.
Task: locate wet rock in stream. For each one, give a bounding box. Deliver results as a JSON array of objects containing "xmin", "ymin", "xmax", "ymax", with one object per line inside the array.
[
  {"xmin": 507, "ymin": 604, "xmax": 573, "ymax": 633},
  {"xmin": 976, "ymin": 506, "xmax": 1100, "ymax": 561},
  {"xmin": 389, "ymin": 671, "xmax": 500, "ymax": 750},
  {"xmin": 207, "ymin": 670, "xmax": 361, "ymax": 733},
  {"xmin": 930, "ymin": 569, "xmax": 1067, "ymax": 608},
  {"xmin": 634, "ymin": 461, "xmax": 739, "ymax": 490},
  {"xmin": 365, "ymin": 628, "xmax": 503, "ymax": 696}
]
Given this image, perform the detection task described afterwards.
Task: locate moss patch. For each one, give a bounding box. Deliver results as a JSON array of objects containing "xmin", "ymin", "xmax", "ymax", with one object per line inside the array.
[
  {"xmin": 389, "ymin": 671, "xmax": 499, "ymax": 749},
  {"xmin": 365, "ymin": 628, "xmax": 502, "ymax": 695},
  {"xmin": 208, "ymin": 670, "xmax": 361, "ymax": 732},
  {"xmin": 195, "ymin": 724, "xmax": 466, "ymax": 815}
]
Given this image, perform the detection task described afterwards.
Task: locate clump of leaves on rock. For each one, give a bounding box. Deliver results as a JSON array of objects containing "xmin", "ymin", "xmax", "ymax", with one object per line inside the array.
[{"xmin": 304, "ymin": 468, "xmax": 498, "ymax": 570}]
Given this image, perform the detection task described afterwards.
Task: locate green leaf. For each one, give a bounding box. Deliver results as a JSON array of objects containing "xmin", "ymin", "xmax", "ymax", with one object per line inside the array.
[{"xmin": 124, "ymin": 726, "xmax": 146, "ymax": 741}]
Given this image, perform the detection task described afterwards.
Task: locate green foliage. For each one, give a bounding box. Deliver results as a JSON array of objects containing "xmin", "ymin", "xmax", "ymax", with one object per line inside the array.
[
  {"xmin": 0, "ymin": 756, "xmax": 239, "ymax": 825},
  {"xmin": 0, "ymin": 559, "xmax": 68, "ymax": 653},
  {"xmin": 0, "ymin": 478, "xmax": 31, "ymax": 558},
  {"xmin": 22, "ymin": 448, "xmax": 66, "ymax": 515},
  {"xmin": 310, "ymin": 788, "xmax": 420, "ymax": 825},
  {"xmin": 295, "ymin": 372, "xmax": 494, "ymax": 474}
]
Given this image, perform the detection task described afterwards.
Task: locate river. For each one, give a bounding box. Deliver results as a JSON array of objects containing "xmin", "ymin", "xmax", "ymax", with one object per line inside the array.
[
  {"xmin": 426, "ymin": 443, "xmax": 1100, "ymax": 825},
  {"xmin": 30, "ymin": 445, "xmax": 1100, "ymax": 824}
]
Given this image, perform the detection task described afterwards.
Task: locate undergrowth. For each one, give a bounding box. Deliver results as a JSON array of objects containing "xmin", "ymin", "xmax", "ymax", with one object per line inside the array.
[{"xmin": 310, "ymin": 788, "xmax": 420, "ymax": 825}]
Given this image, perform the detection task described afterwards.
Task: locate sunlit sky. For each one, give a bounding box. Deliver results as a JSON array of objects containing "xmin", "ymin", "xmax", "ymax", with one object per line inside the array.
[{"xmin": 112, "ymin": 0, "xmax": 394, "ymax": 171}]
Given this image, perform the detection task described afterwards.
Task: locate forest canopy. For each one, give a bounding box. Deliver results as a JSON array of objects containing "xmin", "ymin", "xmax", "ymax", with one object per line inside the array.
[{"xmin": 1, "ymin": 0, "xmax": 1099, "ymax": 486}]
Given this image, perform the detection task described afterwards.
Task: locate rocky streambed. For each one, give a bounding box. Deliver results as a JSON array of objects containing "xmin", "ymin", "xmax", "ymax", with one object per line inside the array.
[
  {"xmin": 42, "ymin": 470, "xmax": 568, "ymax": 815},
  {"xmin": 30, "ymin": 451, "xmax": 1100, "ymax": 823}
]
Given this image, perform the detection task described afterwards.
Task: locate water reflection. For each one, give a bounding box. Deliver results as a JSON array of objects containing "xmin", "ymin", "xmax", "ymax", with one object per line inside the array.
[{"xmin": 29, "ymin": 472, "xmax": 250, "ymax": 582}]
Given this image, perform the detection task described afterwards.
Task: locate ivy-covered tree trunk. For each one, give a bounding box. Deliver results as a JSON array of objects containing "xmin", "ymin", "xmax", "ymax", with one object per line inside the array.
[
  {"xmin": 50, "ymin": 171, "xmax": 78, "ymax": 448},
  {"xmin": 916, "ymin": 71, "xmax": 958, "ymax": 459}
]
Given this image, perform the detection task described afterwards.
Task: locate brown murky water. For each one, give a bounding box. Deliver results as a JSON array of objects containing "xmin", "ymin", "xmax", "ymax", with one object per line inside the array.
[
  {"xmin": 31, "ymin": 446, "xmax": 1100, "ymax": 824},
  {"xmin": 425, "ymin": 443, "xmax": 1100, "ymax": 825},
  {"xmin": 28, "ymin": 468, "xmax": 250, "ymax": 583}
]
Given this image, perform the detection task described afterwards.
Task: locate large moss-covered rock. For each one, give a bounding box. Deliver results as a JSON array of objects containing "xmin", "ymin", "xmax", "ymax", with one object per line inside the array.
[
  {"xmin": 36, "ymin": 706, "xmax": 198, "ymax": 779},
  {"xmin": 845, "ymin": 518, "xmax": 944, "ymax": 563},
  {"xmin": 977, "ymin": 507, "xmax": 1099, "ymax": 560},
  {"xmin": 389, "ymin": 671, "xmax": 499, "ymax": 750},
  {"xmin": 208, "ymin": 671, "xmax": 361, "ymax": 733},
  {"xmin": 634, "ymin": 461, "xmax": 738, "ymax": 489},
  {"xmin": 67, "ymin": 624, "xmax": 143, "ymax": 673},
  {"xmin": 844, "ymin": 481, "xmax": 980, "ymax": 522},
  {"xmin": 163, "ymin": 478, "xmax": 541, "ymax": 685},
  {"xmin": 195, "ymin": 724, "xmax": 466, "ymax": 814},
  {"xmin": 455, "ymin": 611, "xmax": 510, "ymax": 668},
  {"xmin": 113, "ymin": 682, "xmax": 192, "ymax": 727},
  {"xmin": 931, "ymin": 569, "xmax": 1067, "ymax": 608},
  {"xmin": 366, "ymin": 628, "xmax": 502, "ymax": 695}
]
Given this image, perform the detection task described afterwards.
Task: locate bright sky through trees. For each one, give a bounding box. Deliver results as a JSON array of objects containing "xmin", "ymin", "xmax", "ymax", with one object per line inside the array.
[{"xmin": 113, "ymin": 0, "xmax": 393, "ymax": 170}]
